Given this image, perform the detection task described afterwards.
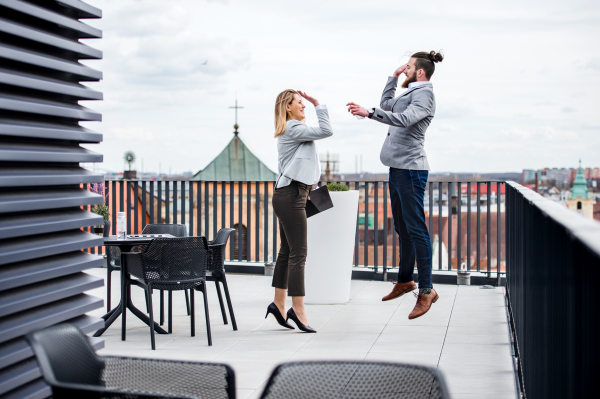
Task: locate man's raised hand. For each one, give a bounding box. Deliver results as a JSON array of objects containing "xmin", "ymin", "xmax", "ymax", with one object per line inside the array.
[
  {"xmin": 393, "ymin": 64, "xmax": 408, "ymax": 78},
  {"xmin": 346, "ymin": 102, "xmax": 369, "ymax": 117}
]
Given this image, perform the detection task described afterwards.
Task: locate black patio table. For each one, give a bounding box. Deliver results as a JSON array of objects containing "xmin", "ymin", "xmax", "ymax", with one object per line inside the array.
[{"xmin": 94, "ymin": 234, "xmax": 175, "ymax": 338}]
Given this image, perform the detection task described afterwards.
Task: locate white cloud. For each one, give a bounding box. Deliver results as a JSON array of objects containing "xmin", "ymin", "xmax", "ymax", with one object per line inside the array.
[{"xmin": 81, "ymin": 0, "xmax": 600, "ymax": 174}]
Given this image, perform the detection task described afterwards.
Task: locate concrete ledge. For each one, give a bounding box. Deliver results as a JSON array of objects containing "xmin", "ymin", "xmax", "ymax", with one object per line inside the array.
[{"xmin": 223, "ymin": 262, "xmax": 506, "ymax": 286}]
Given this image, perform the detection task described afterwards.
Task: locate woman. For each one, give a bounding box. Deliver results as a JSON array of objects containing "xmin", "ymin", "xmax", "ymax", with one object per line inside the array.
[{"xmin": 265, "ymin": 89, "xmax": 333, "ymax": 333}]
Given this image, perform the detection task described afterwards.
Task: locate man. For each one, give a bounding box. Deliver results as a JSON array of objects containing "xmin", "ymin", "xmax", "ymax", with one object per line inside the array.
[{"xmin": 347, "ymin": 51, "xmax": 443, "ymax": 319}]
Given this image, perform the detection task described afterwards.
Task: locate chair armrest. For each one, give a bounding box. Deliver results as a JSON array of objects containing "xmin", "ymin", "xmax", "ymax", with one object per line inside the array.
[
  {"xmin": 101, "ymin": 356, "xmax": 235, "ymax": 399},
  {"xmin": 48, "ymin": 383, "xmax": 173, "ymax": 398}
]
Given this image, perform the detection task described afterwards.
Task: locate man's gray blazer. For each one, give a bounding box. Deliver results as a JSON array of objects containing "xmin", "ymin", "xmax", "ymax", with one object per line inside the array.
[
  {"xmin": 372, "ymin": 77, "xmax": 435, "ymax": 170},
  {"xmin": 276, "ymin": 108, "xmax": 333, "ymax": 188}
]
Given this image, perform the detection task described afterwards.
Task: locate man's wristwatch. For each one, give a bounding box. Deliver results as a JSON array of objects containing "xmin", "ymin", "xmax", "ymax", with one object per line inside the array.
[{"xmin": 367, "ymin": 108, "xmax": 375, "ymax": 119}]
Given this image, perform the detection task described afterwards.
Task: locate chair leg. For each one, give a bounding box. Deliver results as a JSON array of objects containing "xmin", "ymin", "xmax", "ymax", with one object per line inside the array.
[
  {"xmin": 168, "ymin": 290, "xmax": 173, "ymax": 334},
  {"xmin": 145, "ymin": 290, "xmax": 150, "ymax": 313},
  {"xmin": 215, "ymin": 281, "xmax": 228, "ymax": 325},
  {"xmin": 185, "ymin": 289, "xmax": 191, "ymax": 316},
  {"xmin": 107, "ymin": 268, "xmax": 111, "ymax": 312},
  {"xmin": 190, "ymin": 288, "xmax": 195, "ymax": 337},
  {"xmin": 160, "ymin": 290, "xmax": 164, "ymax": 326},
  {"xmin": 202, "ymin": 284, "xmax": 212, "ymax": 346},
  {"xmin": 221, "ymin": 275, "xmax": 238, "ymax": 331},
  {"xmin": 147, "ymin": 288, "xmax": 155, "ymax": 350}
]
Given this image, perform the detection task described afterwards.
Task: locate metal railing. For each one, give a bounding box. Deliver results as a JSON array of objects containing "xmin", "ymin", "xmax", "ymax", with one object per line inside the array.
[
  {"xmin": 86, "ymin": 179, "xmax": 506, "ymax": 280},
  {"xmin": 505, "ymin": 182, "xmax": 600, "ymax": 399}
]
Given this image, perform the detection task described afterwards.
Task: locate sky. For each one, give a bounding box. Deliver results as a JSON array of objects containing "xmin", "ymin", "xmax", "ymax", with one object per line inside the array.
[{"xmin": 80, "ymin": 0, "xmax": 600, "ymax": 176}]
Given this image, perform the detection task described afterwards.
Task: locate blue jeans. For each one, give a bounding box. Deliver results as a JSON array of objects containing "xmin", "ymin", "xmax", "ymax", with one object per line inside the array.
[{"xmin": 389, "ymin": 168, "xmax": 433, "ymax": 288}]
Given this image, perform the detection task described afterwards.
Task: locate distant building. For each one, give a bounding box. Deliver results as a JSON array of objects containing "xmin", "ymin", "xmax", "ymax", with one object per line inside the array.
[
  {"xmin": 191, "ymin": 119, "xmax": 277, "ymax": 260},
  {"xmin": 567, "ymin": 161, "xmax": 593, "ymax": 219}
]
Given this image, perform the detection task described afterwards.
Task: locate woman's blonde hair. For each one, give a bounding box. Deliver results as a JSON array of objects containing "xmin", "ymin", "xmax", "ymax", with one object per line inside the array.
[{"xmin": 274, "ymin": 89, "xmax": 299, "ymax": 138}]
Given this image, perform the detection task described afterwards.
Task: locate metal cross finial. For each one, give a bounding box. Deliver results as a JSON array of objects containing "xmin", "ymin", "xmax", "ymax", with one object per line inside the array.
[{"xmin": 229, "ymin": 98, "xmax": 244, "ymax": 135}]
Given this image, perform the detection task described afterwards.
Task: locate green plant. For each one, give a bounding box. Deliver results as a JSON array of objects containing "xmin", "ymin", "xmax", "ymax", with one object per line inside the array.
[
  {"xmin": 124, "ymin": 150, "xmax": 136, "ymax": 171},
  {"xmin": 327, "ymin": 182, "xmax": 349, "ymax": 192},
  {"xmin": 93, "ymin": 203, "xmax": 110, "ymax": 222}
]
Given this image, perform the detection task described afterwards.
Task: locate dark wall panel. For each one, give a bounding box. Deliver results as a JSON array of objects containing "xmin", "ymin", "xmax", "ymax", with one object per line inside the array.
[{"xmin": 0, "ymin": 1, "xmax": 104, "ymax": 397}]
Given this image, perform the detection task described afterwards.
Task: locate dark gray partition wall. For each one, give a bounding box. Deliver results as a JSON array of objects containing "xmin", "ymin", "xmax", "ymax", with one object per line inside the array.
[{"xmin": 0, "ymin": 1, "xmax": 104, "ymax": 397}]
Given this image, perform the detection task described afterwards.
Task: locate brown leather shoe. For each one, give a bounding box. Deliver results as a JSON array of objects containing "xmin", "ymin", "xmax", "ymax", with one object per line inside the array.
[
  {"xmin": 382, "ymin": 281, "xmax": 417, "ymax": 301},
  {"xmin": 408, "ymin": 288, "xmax": 439, "ymax": 319}
]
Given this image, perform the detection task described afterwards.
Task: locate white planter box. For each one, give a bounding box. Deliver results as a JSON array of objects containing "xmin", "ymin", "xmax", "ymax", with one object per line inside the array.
[{"xmin": 304, "ymin": 190, "xmax": 360, "ymax": 304}]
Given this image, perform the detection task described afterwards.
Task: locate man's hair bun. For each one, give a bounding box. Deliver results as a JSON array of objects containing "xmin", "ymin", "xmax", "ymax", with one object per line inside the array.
[{"xmin": 429, "ymin": 50, "xmax": 444, "ymax": 63}]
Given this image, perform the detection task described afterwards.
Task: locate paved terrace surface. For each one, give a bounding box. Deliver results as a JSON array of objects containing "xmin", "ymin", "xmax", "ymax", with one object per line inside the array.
[{"xmin": 86, "ymin": 269, "xmax": 518, "ymax": 399}]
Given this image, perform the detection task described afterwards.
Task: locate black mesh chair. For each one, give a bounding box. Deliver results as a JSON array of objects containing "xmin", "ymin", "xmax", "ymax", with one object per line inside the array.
[
  {"xmin": 139, "ymin": 224, "xmax": 190, "ymax": 325},
  {"xmin": 105, "ymin": 223, "xmax": 188, "ymax": 316},
  {"xmin": 26, "ymin": 324, "xmax": 236, "ymax": 399},
  {"xmin": 123, "ymin": 237, "xmax": 212, "ymax": 350},
  {"xmin": 198, "ymin": 228, "xmax": 237, "ymax": 331},
  {"xmin": 259, "ymin": 361, "xmax": 451, "ymax": 399}
]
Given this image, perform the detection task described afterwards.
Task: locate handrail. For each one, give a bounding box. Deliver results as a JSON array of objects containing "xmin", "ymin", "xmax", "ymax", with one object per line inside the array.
[
  {"xmin": 505, "ymin": 181, "xmax": 600, "ymax": 398},
  {"xmin": 85, "ymin": 179, "xmax": 507, "ymax": 280}
]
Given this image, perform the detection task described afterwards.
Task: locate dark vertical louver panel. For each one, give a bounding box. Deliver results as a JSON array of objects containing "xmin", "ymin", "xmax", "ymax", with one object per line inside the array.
[{"xmin": 0, "ymin": 1, "xmax": 104, "ymax": 397}]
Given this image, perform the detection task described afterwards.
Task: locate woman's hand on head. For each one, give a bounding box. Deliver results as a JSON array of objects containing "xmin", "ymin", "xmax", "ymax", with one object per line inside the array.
[{"xmin": 297, "ymin": 91, "xmax": 319, "ymax": 107}]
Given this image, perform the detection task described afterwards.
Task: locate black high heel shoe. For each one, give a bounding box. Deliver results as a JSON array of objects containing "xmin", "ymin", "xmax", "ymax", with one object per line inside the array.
[
  {"xmin": 286, "ymin": 308, "xmax": 316, "ymax": 333},
  {"xmin": 265, "ymin": 303, "xmax": 295, "ymax": 329}
]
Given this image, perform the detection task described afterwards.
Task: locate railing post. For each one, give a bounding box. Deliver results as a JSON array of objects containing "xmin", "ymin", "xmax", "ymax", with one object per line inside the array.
[
  {"xmin": 364, "ymin": 182, "xmax": 369, "ymax": 270},
  {"xmin": 188, "ymin": 182, "xmax": 194, "ymax": 236},
  {"xmin": 477, "ymin": 182, "xmax": 481, "ymax": 272},
  {"xmin": 142, "ymin": 181, "xmax": 147, "ymax": 230},
  {"xmin": 447, "ymin": 181, "xmax": 452, "ymax": 271},
  {"xmin": 173, "ymin": 180, "xmax": 178, "ymax": 225},
  {"xmin": 181, "ymin": 181, "xmax": 187, "ymax": 228},
  {"xmin": 374, "ymin": 181, "xmax": 379, "ymax": 273},
  {"xmin": 165, "ymin": 180, "xmax": 170, "ymax": 224},
  {"xmin": 467, "ymin": 182, "xmax": 471, "ymax": 270},
  {"xmin": 497, "ymin": 182, "xmax": 502, "ymax": 286},
  {"xmin": 438, "ymin": 182, "xmax": 442, "ymax": 270},
  {"xmin": 383, "ymin": 181, "xmax": 388, "ymax": 281},
  {"xmin": 157, "ymin": 180, "xmax": 162, "ymax": 224},
  {"xmin": 487, "ymin": 182, "xmax": 491, "ymax": 279},
  {"xmin": 457, "ymin": 182, "xmax": 462, "ymax": 269}
]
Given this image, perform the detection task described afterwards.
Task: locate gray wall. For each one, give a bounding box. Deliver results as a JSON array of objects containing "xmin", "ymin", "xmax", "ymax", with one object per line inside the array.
[{"xmin": 0, "ymin": 1, "xmax": 104, "ymax": 397}]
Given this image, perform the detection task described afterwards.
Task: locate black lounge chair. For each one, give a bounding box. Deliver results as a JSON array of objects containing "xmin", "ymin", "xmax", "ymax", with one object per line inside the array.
[
  {"xmin": 259, "ymin": 360, "xmax": 451, "ymax": 399},
  {"xmin": 26, "ymin": 323, "xmax": 236, "ymax": 398}
]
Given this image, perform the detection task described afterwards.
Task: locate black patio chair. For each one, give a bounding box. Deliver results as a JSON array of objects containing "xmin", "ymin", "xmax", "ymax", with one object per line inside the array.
[
  {"xmin": 139, "ymin": 224, "xmax": 191, "ymax": 325},
  {"xmin": 259, "ymin": 361, "xmax": 451, "ymax": 399},
  {"xmin": 105, "ymin": 223, "xmax": 189, "ymax": 318},
  {"xmin": 199, "ymin": 228, "xmax": 237, "ymax": 331},
  {"xmin": 123, "ymin": 237, "xmax": 212, "ymax": 350},
  {"xmin": 26, "ymin": 324, "xmax": 236, "ymax": 399}
]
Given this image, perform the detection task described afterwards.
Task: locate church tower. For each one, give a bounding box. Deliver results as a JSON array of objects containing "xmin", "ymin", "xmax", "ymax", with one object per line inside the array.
[{"xmin": 567, "ymin": 160, "xmax": 593, "ymax": 219}]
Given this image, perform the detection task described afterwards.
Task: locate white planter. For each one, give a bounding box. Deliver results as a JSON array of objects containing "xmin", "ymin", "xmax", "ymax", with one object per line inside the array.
[{"xmin": 304, "ymin": 190, "xmax": 360, "ymax": 304}]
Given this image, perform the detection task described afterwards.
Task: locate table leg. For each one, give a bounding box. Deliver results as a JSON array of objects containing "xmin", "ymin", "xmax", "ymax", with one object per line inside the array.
[
  {"xmin": 94, "ymin": 242, "xmax": 168, "ymax": 338},
  {"xmin": 93, "ymin": 302, "xmax": 122, "ymax": 337}
]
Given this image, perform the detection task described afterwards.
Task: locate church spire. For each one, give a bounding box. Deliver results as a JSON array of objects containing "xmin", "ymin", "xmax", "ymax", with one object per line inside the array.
[{"xmin": 229, "ymin": 98, "xmax": 244, "ymax": 136}]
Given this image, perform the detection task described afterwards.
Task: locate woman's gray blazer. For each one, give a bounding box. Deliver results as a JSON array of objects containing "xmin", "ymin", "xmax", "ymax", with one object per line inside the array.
[{"xmin": 276, "ymin": 108, "xmax": 333, "ymax": 188}]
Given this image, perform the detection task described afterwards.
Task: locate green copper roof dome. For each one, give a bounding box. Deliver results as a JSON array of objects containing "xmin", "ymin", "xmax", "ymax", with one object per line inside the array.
[
  {"xmin": 192, "ymin": 135, "xmax": 277, "ymax": 182},
  {"xmin": 571, "ymin": 160, "xmax": 589, "ymax": 199}
]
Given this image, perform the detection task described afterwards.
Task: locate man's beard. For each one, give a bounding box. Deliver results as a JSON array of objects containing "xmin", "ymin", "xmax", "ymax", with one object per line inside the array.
[{"xmin": 401, "ymin": 71, "xmax": 417, "ymax": 88}]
